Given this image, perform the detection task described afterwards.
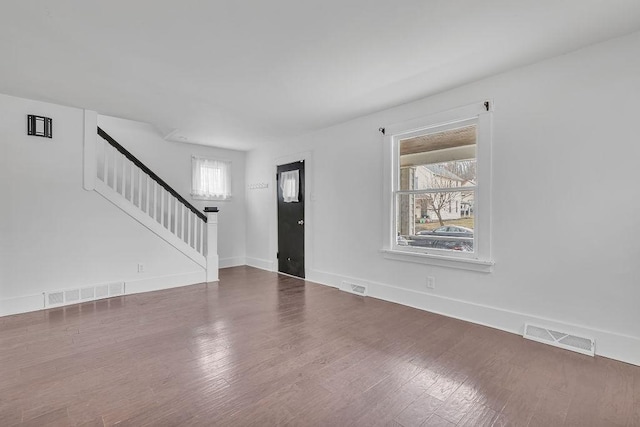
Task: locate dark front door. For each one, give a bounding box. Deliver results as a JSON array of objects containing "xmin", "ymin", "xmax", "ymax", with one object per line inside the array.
[{"xmin": 277, "ymin": 161, "xmax": 305, "ymax": 278}]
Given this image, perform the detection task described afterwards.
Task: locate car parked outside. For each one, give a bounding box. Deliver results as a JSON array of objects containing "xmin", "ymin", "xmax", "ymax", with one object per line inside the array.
[
  {"xmin": 417, "ymin": 225, "xmax": 473, "ymax": 237},
  {"xmin": 409, "ymin": 225, "xmax": 473, "ymax": 251}
]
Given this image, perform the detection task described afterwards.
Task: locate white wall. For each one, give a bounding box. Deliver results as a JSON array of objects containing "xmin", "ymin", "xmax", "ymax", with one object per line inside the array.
[
  {"xmin": 97, "ymin": 115, "xmax": 247, "ymax": 268},
  {"xmin": 245, "ymin": 31, "xmax": 640, "ymax": 365},
  {"xmin": 0, "ymin": 94, "xmax": 245, "ymax": 316}
]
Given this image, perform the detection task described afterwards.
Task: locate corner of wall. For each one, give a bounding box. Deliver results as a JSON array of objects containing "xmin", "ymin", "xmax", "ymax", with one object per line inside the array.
[{"xmin": 246, "ymin": 257, "xmax": 275, "ymax": 272}]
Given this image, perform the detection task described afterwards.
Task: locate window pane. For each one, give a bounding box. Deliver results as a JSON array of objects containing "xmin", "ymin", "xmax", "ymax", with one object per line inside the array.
[
  {"xmin": 396, "ymin": 191, "xmax": 474, "ymax": 252},
  {"xmin": 399, "ymin": 124, "xmax": 476, "ymax": 191}
]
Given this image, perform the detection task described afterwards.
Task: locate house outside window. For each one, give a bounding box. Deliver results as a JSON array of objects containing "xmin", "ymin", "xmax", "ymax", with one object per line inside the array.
[
  {"xmin": 382, "ymin": 102, "xmax": 493, "ymax": 271},
  {"xmin": 191, "ymin": 156, "xmax": 232, "ymax": 200}
]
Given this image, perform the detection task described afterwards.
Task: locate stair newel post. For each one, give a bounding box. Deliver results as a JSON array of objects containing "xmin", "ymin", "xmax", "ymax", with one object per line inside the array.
[{"xmin": 205, "ymin": 208, "xmax": 219, "ymax": 282}]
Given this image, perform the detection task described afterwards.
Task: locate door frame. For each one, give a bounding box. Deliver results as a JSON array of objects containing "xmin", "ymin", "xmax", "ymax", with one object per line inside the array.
[{"xmin": 270, "ymin": 150, "xmax": 314, "ymax": 278}]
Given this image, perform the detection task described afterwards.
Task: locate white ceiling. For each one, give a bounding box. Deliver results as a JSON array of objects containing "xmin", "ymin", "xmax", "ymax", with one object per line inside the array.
[{"xmin": 2, "ymin": 1, "xmax": 640, "ymax": 150}]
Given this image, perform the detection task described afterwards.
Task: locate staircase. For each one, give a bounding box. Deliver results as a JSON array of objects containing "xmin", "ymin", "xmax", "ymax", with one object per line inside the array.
[{"xmin": 83, "ymin": 110, "xmax": 218, "ymax": 282}]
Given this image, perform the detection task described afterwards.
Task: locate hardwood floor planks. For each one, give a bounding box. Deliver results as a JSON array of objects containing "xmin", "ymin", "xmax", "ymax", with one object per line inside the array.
[{"xmin": 0, "ymin": 266, "xmax": 638, "ymax": 426}]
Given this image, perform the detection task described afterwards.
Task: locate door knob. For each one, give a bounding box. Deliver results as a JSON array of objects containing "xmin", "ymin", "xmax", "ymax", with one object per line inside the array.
[{"xmin": 298, "ymin": 220, "xmax": 304, "ymax": 225}]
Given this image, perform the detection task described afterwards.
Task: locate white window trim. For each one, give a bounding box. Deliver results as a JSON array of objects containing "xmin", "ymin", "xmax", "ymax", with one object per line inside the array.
[
  {"xmin": 381, "ymin": 101, "xmax": 494, "ymax": 272},
  {"xmin": 191, "ymin": 156, "xmax": 233, "ymax": 201}
]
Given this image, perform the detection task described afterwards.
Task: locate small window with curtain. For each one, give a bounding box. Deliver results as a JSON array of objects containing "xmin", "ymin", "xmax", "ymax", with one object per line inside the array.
[
  {"xmin": 280, "ymin": 170, "xmax": 299, "ymax": 202},
  {"xmin": 191, "ymin": 156, "xmax": 232, "ymax": 200}
]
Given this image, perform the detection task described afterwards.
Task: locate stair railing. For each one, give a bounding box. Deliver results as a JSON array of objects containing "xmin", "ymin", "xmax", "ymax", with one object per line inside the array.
[{"xmin": 96, "ymin": 127, "xmax": 207, "ymax": 259}]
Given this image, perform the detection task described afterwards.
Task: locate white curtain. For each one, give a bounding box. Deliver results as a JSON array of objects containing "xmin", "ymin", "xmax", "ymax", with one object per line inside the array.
[
  {"xmin": 192, "ymin": 157, "xmax": 231, "ymax": 199},
  {"xmin": 280, "ymin": 170, "xmax": 299, "ymax": 203}
]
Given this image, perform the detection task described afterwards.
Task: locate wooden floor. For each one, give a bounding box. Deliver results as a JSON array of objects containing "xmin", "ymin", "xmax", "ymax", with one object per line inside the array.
[{"xmin": 0, "ymin": 266, "xmax": 638, "ymax": 426}]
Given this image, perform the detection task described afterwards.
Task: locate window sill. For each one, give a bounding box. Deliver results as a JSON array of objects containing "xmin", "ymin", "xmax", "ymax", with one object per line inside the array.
[
  {"xmin": 380, "ymin": 249, "xmax": 494, "ymax": 273},
  {"xmin": 191, "ymin": 194, "xmax": 232, "ymax": 201}
]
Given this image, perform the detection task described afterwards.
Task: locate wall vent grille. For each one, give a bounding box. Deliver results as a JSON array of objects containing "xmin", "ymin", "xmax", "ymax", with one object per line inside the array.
[
  {"xmin": 65, "ymin": 289, "xmax": 80, "ymax": 303},
  {"xmin": 48, "ymin": 292, "xmax": 64, "ymax": 306},
  {"xmin": 523, "ymin": 323, "xmax": 595, "ymax": 356},
  {"xmin": 341, "ymin": 281, "xmax": 368, "ymax": 296},
  {"xmin": 95, "ymin": 285, "xmax": 109, "ymax": 299},
  {"xmin": 44, "ymin": 282, "xmax": 125, "ymax": 308},
  {"xmin": 80, "ymin": 287, "xmax": 95, "ymax": 300},
  {"xmin": 109, "ymin": 282, "xmax": 124, "ymax": 295}
]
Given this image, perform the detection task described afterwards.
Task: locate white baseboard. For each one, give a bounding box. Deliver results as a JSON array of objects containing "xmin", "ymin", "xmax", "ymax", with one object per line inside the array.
[
  {"xmin": 308, "ymin": 269, "xmax": 640, "ymax": 367},
  {"xmin": 125, "ymin": 270, "xmax": 206, "ymax": 295},
  {"xmin": 219, "ymin": 257, "xmax": 247, "ymax": 269},
  {"xmin": 306, "ymin": 269, "xmax": 339, "ymax": 288},
  {"xmin": 0, "ymin": 294, "xmax": 45, "ymax": 317},
  {"xmin": 246, "ymin": 257, "xmax": 275, "ymax": 272},
  {"xmin": 0, "ymin": 271, "xmax": 206, "ymax": 318}
]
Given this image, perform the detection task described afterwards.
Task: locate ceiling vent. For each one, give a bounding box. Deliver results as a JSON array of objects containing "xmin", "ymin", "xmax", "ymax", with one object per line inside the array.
[
  {"xmin": 163, "ymin": 129, "xmax": 195, "ymax": 144},
  {"xmin": 523, "ymin": 323, "xmax": 595, "ymax": 357},
  {"xmin": 44, "ymin": 282, "xmax": 125, "ymax": 308}
]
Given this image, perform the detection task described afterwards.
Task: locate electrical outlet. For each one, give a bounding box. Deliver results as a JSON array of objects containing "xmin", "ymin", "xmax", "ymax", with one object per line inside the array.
[
  {"xmin": 137, "ymin": 263, "xmax": 145, "ymax": 273},
  {"xmin": 426, "ymin": 276, "xmax": 435, "ymax": 290}
]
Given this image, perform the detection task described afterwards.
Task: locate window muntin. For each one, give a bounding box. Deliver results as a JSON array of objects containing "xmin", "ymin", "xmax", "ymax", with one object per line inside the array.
[
  {"xmin": 394, "ymin": 121, "xmax": 477, "ymax": 256},
  {"xmin": 191, "ymin": 156, "xmax": 232, "ymax": 200}
]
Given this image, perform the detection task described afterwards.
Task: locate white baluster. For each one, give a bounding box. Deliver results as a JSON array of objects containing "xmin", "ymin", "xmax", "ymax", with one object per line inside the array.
[
  {"xmin": 195, "ymin": 218, "xmax": 200, "ymax": 252},
  {"xmin": 182, "ymin": 205, "xmax": 186, "ymax": 242},
  {"xmin": 195, "ymin": 213, "xmax": 200, "ymax": 250},
  {"xmin": 137, "ymin": 168, "xmax": 142, "ymax": 208},
  {"xmin": 167, "ymin": 196, "xmax": 172, "ymax": 231},
  {"xmin": 129, "ymin": 160, "xmax": 134, "ymax": 202},
  {"xmin": 154, "ymin": 184, "xmax": 159, "ymax": 222},
  {"xmin": 146, "ymin": 176, "xmax": 151, "ymax": 215},
  {"xmin": 187, "ymin": 211, "xmax": 192, "ymax": 248},
  {"xmin": 154, "ymin": 181, "xmax": 159, "ymax": 220},
  {"xmin": 194, "ymin": 213, "xmax": 198, "ymax": 249},
  {"xmin": 193, "ymin": 212, "xmax": 197, "ymax": 248},
  {"xmin": 168, "ymin": 195, "xmax": 173, "ymax": 232},
  {"xmin": 160, "ymin": 188, "xmax": 165, "ymax": 227},
  {"xmin": 199, "ymin": 219, "xmax": 204, "ymax": 255},
  {"xmin": 177, "ymin": 204, "xmax": 182, "ymax": 239},
  {"xmin": 150, "ymin": 181, "xmax": 155, "ymax": 219},
  {"xmin": 174, "ymin": 198, "xmax": 179, "ymax": 235},
  {"xmin": 121, "ymin": 155, "xmax": 126, "ymax": 196},
  {"xmin": 169, "ymin": 195, "xmax": 176, "ymax": 234},
  {"xmin": 124, "ymin": 159, "xmax": 129, "ymax": 199},
  {"xmin": 112, "ymin": 148, "xmax": 117, "ymax": 190}
]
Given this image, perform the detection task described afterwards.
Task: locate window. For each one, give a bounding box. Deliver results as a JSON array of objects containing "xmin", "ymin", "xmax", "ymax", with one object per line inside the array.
[
  {"xmin": 382, "ymin": 102, "xmax": 493, "ymax": 271},
  {"xmin": 280, "ymin": 170, "xmax": 300, "ymax": 202},
  {"xmin": 191, "ymin": 156, "xmax": 232, "ymax": 200}
]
